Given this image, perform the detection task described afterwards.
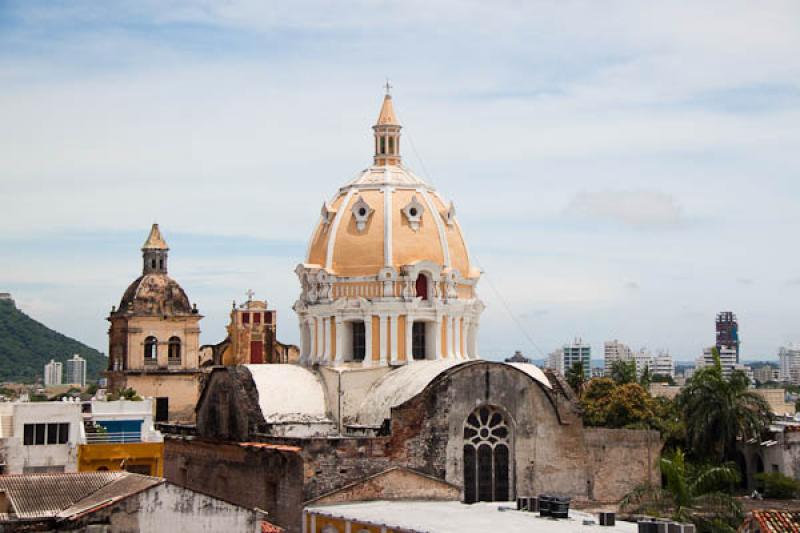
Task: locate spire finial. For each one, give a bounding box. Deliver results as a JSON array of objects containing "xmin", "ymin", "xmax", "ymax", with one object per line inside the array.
[
  {"xmin": 246, "ymin": 289, "xmax": 255, "ymax": 301},
  {"xmin": 384, "ymin": 78, "xmax": 392, "ymax": 96}
]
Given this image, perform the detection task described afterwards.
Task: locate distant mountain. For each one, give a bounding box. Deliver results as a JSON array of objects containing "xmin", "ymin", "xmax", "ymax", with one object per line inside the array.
[{"xmin": 0, "ymin": 297, "xmax": 106, "ymax": 383}]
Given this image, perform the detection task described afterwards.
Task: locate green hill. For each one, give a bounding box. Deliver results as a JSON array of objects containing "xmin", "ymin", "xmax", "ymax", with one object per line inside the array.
[{"xmin": 0, "ymin": 297, "xmax": 106, "ymax": 383}]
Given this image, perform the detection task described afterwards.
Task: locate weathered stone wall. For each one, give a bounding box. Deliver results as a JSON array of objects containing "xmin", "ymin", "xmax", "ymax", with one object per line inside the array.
[
  {"xmin": 165, "ymin": 361, "xmax": 663, "ymax": 533},
  {"xmin": 164, "ymin": 437, "xmax": 303, "ymax": 532},
  {"xmin": 195, "ymin": 366, "xmax": 267, "ymax": 441},
  {"xmin": 583, "ymin": 427, "xmax": 662, "ymax": 503}
]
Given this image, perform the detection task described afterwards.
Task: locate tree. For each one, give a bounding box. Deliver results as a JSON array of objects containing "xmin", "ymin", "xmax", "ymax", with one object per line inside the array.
[
  {"xmin": 565, "ymin": 361, "xmax": 585, "ymax": 395},
  {"xmin": 652, "ymin": 374, "xmax": 677, "ymax": 386},
  {"xmin": 639, "ymin": 365, "xmax": 652, "ymax": 388},
  {"xmin": 610, "ymin": 359, "xmax": 637, "ymax": 385},
  {"xmin": 581, "ymin": 379, "xmax": 656, "ymax": 429},
  {"xmin": 677, "ymin": 349, "xmax": 771, "ymax": 462},
  {"xmin": 622, "ymin": 449, "xmax": 742, "ymax": 532}
]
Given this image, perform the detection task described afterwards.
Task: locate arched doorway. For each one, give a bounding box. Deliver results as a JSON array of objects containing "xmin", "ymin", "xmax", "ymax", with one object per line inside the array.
[
  {"xmin": 415, "ymin": 273, "xmax": 429, "ymax": 300},
  {"xmin": 463, "ymin": 405, "xmax": 512, "ymax": 503},
  {"xmin": 734, "ymin": 451, "xmax": 748, "ymax": 490},
  {"xmin": 754, "ymin": 454, "xmax": 765, "ymax": 490}
]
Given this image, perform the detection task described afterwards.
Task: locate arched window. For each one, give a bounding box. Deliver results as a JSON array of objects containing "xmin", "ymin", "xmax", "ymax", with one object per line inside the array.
[
  {"xmin": 380, "ymin": 136, "xmax": 386, "ymax": 154},
  {"xmin": 168, "ymin": 337, "xmax": 181, "ymax": 365},
  {"xmin": 352, "ymin": 321, "xmax": 366, "ymax": 362},
  {"xmin": 388, "ymin": 136, "xmax": 395, "ymax": 154},
  {"xmin": 415, "ymin": 273, "xmax": 429, "ymax": 300},
  {"xmin": 144, "ymin": 336, "xmax": 157, "ymax": 364},
  {"xmin": 412, "ymin": 322, "xmax": 426, "ymax": 360},
  {"xmin": 463, "ymin": 406, "xmax": 511, "ymax": 503}
]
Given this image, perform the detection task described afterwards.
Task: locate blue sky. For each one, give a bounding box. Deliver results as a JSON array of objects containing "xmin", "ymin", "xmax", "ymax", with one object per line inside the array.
[{"xmin": 2, "ymin": 1, "xmax": 800, "ymax": 362}]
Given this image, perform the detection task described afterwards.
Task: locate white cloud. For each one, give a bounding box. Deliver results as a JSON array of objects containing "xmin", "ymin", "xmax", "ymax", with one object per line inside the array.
[{"xmin": 566, "ymin": 190, "xmax": 684, "ymax": 228}]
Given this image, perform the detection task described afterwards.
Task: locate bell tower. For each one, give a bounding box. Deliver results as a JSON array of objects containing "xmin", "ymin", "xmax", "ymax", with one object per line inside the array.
[
  {"xmin": 373, "ymin": 82, "xmax": 402, "ymax": 167},
  {"xmin": 142, "ymin": 223, "xmax": 169, "ymax": 274}
]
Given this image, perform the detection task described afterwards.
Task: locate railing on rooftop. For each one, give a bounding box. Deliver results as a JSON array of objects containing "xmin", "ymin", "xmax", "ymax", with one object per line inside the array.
[{"xmin": 85, "ymin": 431, "xmax": 142, "ymax": 444}]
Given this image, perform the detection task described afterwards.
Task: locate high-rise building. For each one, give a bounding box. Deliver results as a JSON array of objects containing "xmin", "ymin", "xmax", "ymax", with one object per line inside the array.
[
  {"xmin": 753, "ymin": 365, "xmax": 779, "ymax": 384},
  {"xmin": 562, "ymin": 338, "xmax": 591, "ymax": 375},
  {"xmin": 716, "ymin": 311, "xmax": 740, "ymax": 364},
  {"xmin": 700, "ymin": 346, "xmax": 739, "ymax": 378},
  {"xmin": 778, "ymin": 345, "xmax": 800, "ymax": 385},
  {"xmin": 649, "ymin": 351, "xmax": 674, "ymax": 378},
  {"xmin": 44, "ymin": 359, "xmax": 62, "ymax": 386},
  {"xmin": 64, "ymin": 354, "xmax": 87, "ymax": 387},
  {"xmin": 604, "ymin": 340, "xmax": 632, "ymax": 376},
  {"xmin": 545, "ymin": 349, "xmax": 564, "ymax": 374}
]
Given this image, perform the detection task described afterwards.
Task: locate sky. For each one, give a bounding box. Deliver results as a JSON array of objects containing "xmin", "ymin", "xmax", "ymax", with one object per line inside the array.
[{"xmin": 2, "ymin": 1, "xmax": 800, "ymax": 362}]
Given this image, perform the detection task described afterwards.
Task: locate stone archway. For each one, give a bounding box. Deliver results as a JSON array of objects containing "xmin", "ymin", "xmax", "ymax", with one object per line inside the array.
[{"xmin": 463, "ymin": 405, "xmax": 512, "ymax": 503}]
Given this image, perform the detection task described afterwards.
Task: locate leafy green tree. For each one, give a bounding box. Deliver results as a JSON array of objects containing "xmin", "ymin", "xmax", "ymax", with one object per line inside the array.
[
  {"xmin": 565, "ymin": 361, "xmax": 585, "ymax": 395},
  {"xmin": 639, "ymin": 365, "xmax": 652, "ymax": 388},
  {"xmin": 622, "ymin": 449, "xmax": 742, "ymax": 532},
  {"xmin": 610, "ymin": 359, "xmax": 637, "ymax": 385},
  {"xmin": 652, "ymin": 374, "xmax": 677, "ymax": 386},
  {"xmin": 754, "ymin": 472, "xmax": 800, "ymax": 499},
  {"xmin": 581, "ymin": 379, "xmax": 656, "ymax": 428},
  {"xmin": 678, "ymin": 349, "xmax": 771, "ymax": 462}
]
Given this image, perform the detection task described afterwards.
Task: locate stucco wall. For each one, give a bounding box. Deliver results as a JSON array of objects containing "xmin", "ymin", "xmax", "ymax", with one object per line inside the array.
[
  {"xmin": 2, "ymin": 402, "xmax": 83, "ymax": 474},
  {"xmin": 124, "ymin": 373, "xmax": 201, "ymax": 422},
  {"xmin": 164, "ymin": 437, "xmax": 303, "ymax": 532},
  {"xmin": 583, "ymin": 428, "xmax": 662, "ymax": 502}
]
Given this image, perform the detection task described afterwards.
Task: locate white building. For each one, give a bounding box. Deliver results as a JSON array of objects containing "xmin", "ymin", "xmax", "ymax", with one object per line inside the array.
[
  {"xmin": 779, "ymin": 345, "xmax": 800, "ymax": 385},
  {"xmin": 604, "ymin": 340, "xmax": 632, "ymax": 376},
  {"xmin": 44, "ymin": 359, "xmax": 63, "ymax": 386},
  {"xmin": 544, "ymin": 349, "xmax": 564, "ymax": 374},
  {"xmin": 700, "ymin": 346, "xmax": 739, "ymax": 378},
  {"xmin": 0, "ymin": 398, "xmax": 162, "ymax": 475},
  {"xmin": 649, "ymin": 351, "xmax": 674, "ymax": 378},
  {"xmin": 64, "ymin": 354, "xmax": 87, "ymax": 387},
  {"xmin": 604, "ymin": 341, "xmax": 673, "ymax": 379},
  {"xmin": 562, "ymin": 338, "xmax": 591, "ymax": 374}
]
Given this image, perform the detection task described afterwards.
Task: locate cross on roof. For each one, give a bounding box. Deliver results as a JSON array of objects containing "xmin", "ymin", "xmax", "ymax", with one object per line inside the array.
[
  {"xmin": 384, "ymin": 79, "xmax": 392, "ymax": 95},
  {"xmin": 245, "ymin": 289, "xmax": 255, "ymax": 301}
]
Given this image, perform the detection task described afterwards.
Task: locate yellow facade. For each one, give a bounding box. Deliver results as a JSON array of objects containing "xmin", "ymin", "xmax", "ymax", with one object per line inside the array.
[
  {"xmin": 305, "ymin": 513, "xmax": 401, "ymax": 533},
  {"xmin": 78, "ymin": 442, "xmax": 164, "ymax": 477}
]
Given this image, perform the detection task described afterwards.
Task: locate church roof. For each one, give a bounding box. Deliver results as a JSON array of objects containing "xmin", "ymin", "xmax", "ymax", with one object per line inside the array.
[
  {"xmin": 375, "ymin": 94, "xmax": 399, "ymax": 126},
  {"xmin": 244, "ymin": 364, "xmax": 330, "ymax": 424},
  {"xmin": 142, "ymin": 223, "xmax": 168, "ymax": 250},
  {"xmin": 116, "ymin": 274, "xmax": 193, "ymax": 317},
  {"xmin": 355, "ymin": 360, "xmax": 552, "ymax": 426}
]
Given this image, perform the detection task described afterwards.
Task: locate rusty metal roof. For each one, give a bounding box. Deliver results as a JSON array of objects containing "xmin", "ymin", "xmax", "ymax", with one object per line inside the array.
[{"xmin": 0, "ymin": 472, "xmax": 162, "ymax": 520}]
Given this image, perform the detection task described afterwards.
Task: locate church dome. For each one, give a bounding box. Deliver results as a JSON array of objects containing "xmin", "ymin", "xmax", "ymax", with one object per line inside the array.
[
  {"xmin": 304, "ymin": 94, "xmax": 477, "ymax": 280},
  {"xmin": 117, "ymin": 274, "xmax": 193, "ymax": 316},
  {"xmin": 113, "ymin": 224, "xmax": 196, "ymax": 317}
]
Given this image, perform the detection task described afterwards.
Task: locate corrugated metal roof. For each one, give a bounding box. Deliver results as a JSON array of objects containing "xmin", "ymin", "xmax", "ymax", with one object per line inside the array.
[{"xmin": 0, "ymin": 472, "xmax": 161, "ymax": 520}]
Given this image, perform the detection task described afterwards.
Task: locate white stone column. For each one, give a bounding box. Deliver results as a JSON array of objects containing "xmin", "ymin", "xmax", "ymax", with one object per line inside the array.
[
  {"xmin": 455, "ymin": 317, "xmax": 463, "ymax": 359},
  {"xmin": 363, "ymin": 315, "xmax": 373, "ymax": 367},
  {"xmin": 379, "ymin": 314, "xmax": 388, "ymax": 365},
  {"xmin": 321, "ymin": 316, "xmax": 329, "ymax": 363},
  {"xmin": 445, "ymin": 315, "xmax": 453, "ymax": 359},
  {"xmin": 335, "ymin": 316, "xmax": 345, "ymax": 363},
  {"xmin": 434, "ymin": 316, "xmax": 443, "ymax": 360},
  {"xmin": 390, "ymin": 314, "xmax": 398, "ymax": 364},
  {"xmin": 406, "ymin": 315, "xmax": 414, "ymax": 363},
  {"xmin": 309, "ymin": 318, "xmax": 317, "ymax": 362}
]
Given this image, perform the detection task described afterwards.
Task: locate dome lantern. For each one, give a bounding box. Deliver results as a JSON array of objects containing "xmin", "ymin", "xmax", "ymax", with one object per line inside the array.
[
  {"xmin": 142, "ymin": 223, "xmax": 169, "ymax": 275},
  {"xmin": 373, "ymin": 83, "xmax": 402, "ymax": 167}
]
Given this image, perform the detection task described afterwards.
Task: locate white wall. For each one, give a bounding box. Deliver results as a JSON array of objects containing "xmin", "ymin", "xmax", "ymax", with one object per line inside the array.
[
  {"xmin": 3, "ymin": 401, "xmax": 82, "ymax": 473},
  {"xmin": 131, "ymin": 483, "xmax": 262, "ymax": 533}
]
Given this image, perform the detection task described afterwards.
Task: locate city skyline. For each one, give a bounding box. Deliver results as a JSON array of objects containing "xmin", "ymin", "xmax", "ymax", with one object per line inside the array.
[{"xmin": 3, "ymin": 2, "xmax": 800, "ymax": 360}]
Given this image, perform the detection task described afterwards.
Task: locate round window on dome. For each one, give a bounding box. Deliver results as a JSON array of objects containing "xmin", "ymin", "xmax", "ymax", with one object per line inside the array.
[
  {"xmin": 358, "ymin": 207, "xmax": 367, "ymax": 217},
  {"xmin": 409, "ymin": 208, "xmax": 418, "ymax": 217}
]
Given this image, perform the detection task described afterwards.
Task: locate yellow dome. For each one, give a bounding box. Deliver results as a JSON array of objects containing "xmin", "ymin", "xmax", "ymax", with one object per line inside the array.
[
  {"xmin": 306, "ymin": 167, "xmax": 474, "ymax": 279},
  {"xmin": 305, "ymin": 95, "xmax": 476, "ymax": 280}
]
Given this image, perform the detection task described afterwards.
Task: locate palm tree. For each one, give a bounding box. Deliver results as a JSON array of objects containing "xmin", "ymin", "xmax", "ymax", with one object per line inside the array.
[
  {"xmin": 678, "ymin": 348, "xmax": 771, "ymax": 462},
  {"xmin": 622, "ymin": 449, "xmax": 742, "ymax": 532}
]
